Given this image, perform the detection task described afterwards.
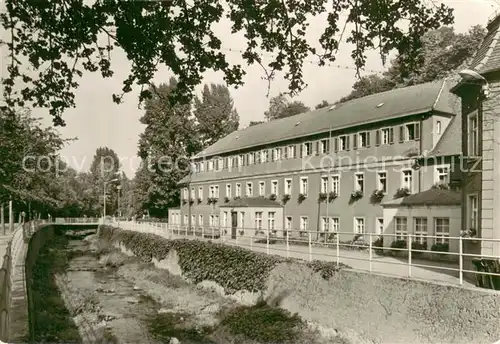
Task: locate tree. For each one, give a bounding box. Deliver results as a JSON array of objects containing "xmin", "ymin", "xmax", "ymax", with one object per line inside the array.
[
  {"xmin": 89, "ymin": 147, "xmax": 121, "ymax": 216},
  {"xmin": 264, "ymin": 94, "xmax": 310, "ymax": 121},
  {"xmin": 1, "ymin": 0, "xmax": 454, "ymax": 125},
  {"xmin": 137, "ymin": 77, "xmax": 199, "ymax": 217},
  {"xmin": 315, "ymin": 100, "xmax": 330, "ymax": 109},
  {"xmin": 338, "ymin": 25, "xmax": 486, "ymax": 103},
  {"xmin": 193, "ymin": 83, "xmax": 239, "ymax": 148},
  {"xmin": 249, "ymin": 121, "xmax": 265, "ymax": 127}
]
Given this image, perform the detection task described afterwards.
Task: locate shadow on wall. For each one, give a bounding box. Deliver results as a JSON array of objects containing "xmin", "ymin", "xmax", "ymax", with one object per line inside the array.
[{"xmin": 100, "ymin": 225, "xmax": 500, "ymax": 344}]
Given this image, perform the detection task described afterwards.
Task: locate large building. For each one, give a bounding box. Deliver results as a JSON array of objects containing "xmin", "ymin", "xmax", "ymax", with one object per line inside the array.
[{"xmin": 172, "ymin": 79, "xmax": 464, "ymax": 247}]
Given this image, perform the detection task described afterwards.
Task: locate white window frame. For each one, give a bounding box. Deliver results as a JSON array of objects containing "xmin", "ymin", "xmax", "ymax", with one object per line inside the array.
[
  {"xmin": 435, "ymin": 165, "xmax": 449, "ymax": 184},
  {"xmin": 358, "ymin": 131, "xmax": 368, "ymax": 148},
  {"xmin": 238, "ymin": 154, "xmax": 244, "ymax": 166},
  {"xmin": 377, "ymin": 171, "xmax": 387, "ymax": 193},
  {"xmin": 268, "ymin": 211, "xmax": 275, "ymax": 231},
  {"xmin": 381, "ymin": 127, "xmax": 390, "ymax": 145},
  {"xmin": 246, "ymin": 182, "xmax": 253, "ymax": 197},
  {"xmin": 223, "ymin": 211, "xmax": 228, "ymax": 228},
  {"xmin": 285, "ymin": 216, "xmax": 293, "ymax": 230},
  {"xmin": 404, "ymin": 122, "xmax": 418, "ymax": 141},
  {"xmin": 434, "ymin": 217, "xmax": 450, "ymax": 244},
  {"xmin": 321, "ymin": 217, "xmax": 329, "ymax": 232},
  {"xmin": 320, "ymin": 139, "xmax": 330, "ymax": 154},
  {"xmin": 302, "ymin": 142, "xmax": 312, "ymax": 157},
  {"xmin": 468, "ymin": 112, "xmax": 479, "ymax": 156},
  {"xmin": 395, "ymin": 217, "xmax": 408, "ymax": 241},
  {"xmin": 414, "ymin": 217, "xmax": 428, "ymax": 245},
  {"xmin": 261, "ymin": 149, "xmax": 268, "ymax": 163},
  {"xmin": 299, "ymin": 177, "xmax": 308, "ymax": 195},
  {"xmin": 287, "ymin": 145, "xmax": 295, "ymax": 159},
  {"xmin": 235, "ymin": 183, "xmax": 241, "ymax": 197},
  {"xmin": 321, "ymin": 176, "xmax": 328, "ymax": 193},
  {"xmin": 198, "ymin": 186, "xmax": 203, "ymax": 199},
  {"xmin": 467, "ymin": 193, "xmax": 479, "ymax": 232},
  {"xmin": 191, "ymin": 214, "xmax": 195, "ymax": 227},
  {"xmin": 401, "ymin": 169, "xmax": 413, "ymax": 192},
  {"xmin": 436, "ymin": 120, "xmax": 442, "ymax": 135},
  {"xmin": 248, "ymin": 152, "xmax": 254, "ymax": 165},
  {"xmin": 214, "ymin": 185, "xmax": 219, "ymax": 198},
  {"xmin": 300, "ymin": 216, "xmax": 309, "ymax": 232},
  {"xmin": 198, "ymin": 214, "xmax": 203, "ymax": 226},
  {"xmin": 331, "ymin": 217, "xmax": 339, "ymax": 232},
  {"xmin": 331, "ymin": 174, "xmax": 340, "ymax": 195},
  {"xmin": 190, "ymin": 187, "xmax": 195, "ymax": 199},
  {"xmin": 208, "ymin": 160, "xmax": 214, "ymax": 171},
  {"xmin": 284, "ymin": 178, "xmax": 292, "ymax": 195},
  {"xmin": 376, "ymin": 217, "xmax": 384, "ymax": 235},
  {"xmin": 226, "ymin": 184, "xmax": 232, "ymax": 197},
  {"xmin": 259, "ymin": 181, "xmax": 265, "ymax": 196},
  {"xmin": 209, "ymin": 185, "xmax": 215, "ymax": 198},
  {"xmin": 240, "ymin": 211, "xmax": 245, "ymax": 229},
  {"xmin": 200, "ymin": 161, "xmax": 205, "ymax": 172},
  {"xmin": 354, "ymin": 217, "xmax": 365, "ymax": 235},
  {"xmin": 354, "ymin": 172, "xmax": 364, "ymax": 193},
  {"xmin": 338, "ymin": 135, "xmax": 347, "ymax": 151},
  {"xmin": 183, "ymin": 188, "xmax": 188, "ymax": 199},
  {"xmin": 184, "ymin": 214, "xmax": 188, "ymax": 225},
  {"xmin": 255, "ymin": 211, "xmax": 263, "ymax": 230},
  {"xmin": 271, "ymin": 180, "xmax": 279, "ymax": 195}
]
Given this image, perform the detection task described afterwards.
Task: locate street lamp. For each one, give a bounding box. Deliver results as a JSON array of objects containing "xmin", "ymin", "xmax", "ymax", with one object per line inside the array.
[
  {"xmin": 103, "ymin": 178, "xmax": 119, "ymax": 218},
  {"xmin": 458, "ymin": 69, "xmax": 490, "ymax": 98}
]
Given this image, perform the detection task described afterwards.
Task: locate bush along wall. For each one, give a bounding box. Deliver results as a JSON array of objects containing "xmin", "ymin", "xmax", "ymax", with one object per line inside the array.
[{"xmin": 99, "ymin": 226, "xmax": 349, "ymax": 295}]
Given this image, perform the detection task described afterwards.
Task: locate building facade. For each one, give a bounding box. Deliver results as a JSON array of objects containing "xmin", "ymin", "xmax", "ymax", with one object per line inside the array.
[{"xmin": 177, "ymin": 80, "xmax": 461, "ymax": 246}]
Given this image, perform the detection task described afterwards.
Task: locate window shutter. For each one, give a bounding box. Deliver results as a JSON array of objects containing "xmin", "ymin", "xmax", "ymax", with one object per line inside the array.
[
  {"xmin": 366, "ymin": 132, "xmax": 371, "ymax": 147},
  {"xmin": 316, "ymin": 141, "xmax": 320, "ymax": 155},
  {"xmin": 345, "ymin": 136, "xmax": 350, "ymax": 151},
  {"xmin": 415, "ymin": 122, "xmax": 421, "ymax": 140},
  {"xmin": 353, "ymin": 134, "xmax": 358, "ymax": 150},
  {"xmin": 334, "ymin": 138, "xmax": 339, "ymax": 152},
  {"xmin": 375, "ymin": 130, "xmax": 381, "ymax": 146},
  {"xmin": 299, "ymin": 144, "xmax": 303, "ymax": 157},
  {"xmin": 293, "ymin": 145, "xmax": 297, "ymax": 158},
  {"xmin": 389, "ymin": 128, "xmax": 394, "ymax": 144},
  {"xmin": 284, "ymin": 147, "xmax": 288, "ymax": 159},
  {"xmin": 399, "ymin": 125, "xmax": 405, "ymax": 143}
]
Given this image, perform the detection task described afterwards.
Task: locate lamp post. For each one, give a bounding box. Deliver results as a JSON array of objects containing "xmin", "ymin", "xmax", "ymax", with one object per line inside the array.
[
  {"xmin": 103, "ymin": 178, "xmax": 119, "ymax": 218},
  {"xmin": 117, "ymin": 185, "xmax": 122, "ymax": 218}
]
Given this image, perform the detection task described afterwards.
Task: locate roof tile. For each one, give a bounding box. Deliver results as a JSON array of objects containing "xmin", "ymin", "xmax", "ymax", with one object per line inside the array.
[
  {"xmin": 382, "ymin": 188, "xmax": 461, "ymax": 207},
  {"xmin": 219, "ymin": 197, "xmax": 282, "ymax": 208}
]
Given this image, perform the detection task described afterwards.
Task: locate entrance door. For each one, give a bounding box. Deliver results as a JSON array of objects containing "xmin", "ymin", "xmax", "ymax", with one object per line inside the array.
[{"xmin": 231, "ymin": 211, "xmax": 238, "ymax": 239}]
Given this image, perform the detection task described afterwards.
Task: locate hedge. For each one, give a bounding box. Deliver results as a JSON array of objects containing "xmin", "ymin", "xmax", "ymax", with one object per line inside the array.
[{"xmin": 99, "ymin": 226, "xmax": 350, "ymax": 295}]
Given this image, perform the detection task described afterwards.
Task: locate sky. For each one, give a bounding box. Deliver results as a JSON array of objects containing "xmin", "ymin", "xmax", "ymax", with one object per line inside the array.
[{"xmin": 3, "ymin": 0, "xmax": 499, "ymax": 178}]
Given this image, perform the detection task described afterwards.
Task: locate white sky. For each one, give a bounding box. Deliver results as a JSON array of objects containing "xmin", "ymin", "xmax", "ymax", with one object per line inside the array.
[{"xmin": 2, "ymin": 0, "xmax": 498, "ymax": 177}]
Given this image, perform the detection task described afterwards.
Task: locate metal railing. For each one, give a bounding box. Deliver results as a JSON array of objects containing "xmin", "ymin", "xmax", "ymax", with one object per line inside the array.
[
  {"xmin": 55, "ymin": 217, "xmax": 101, "ymax": 224},
  {"xmin": 107, "ymin": 220, "xmax": 500, "ymax": 289}
]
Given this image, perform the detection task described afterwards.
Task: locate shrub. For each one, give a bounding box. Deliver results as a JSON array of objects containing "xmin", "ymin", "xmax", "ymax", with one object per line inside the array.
[
  {"xmin": 306, "ymin": 260, "xmax": 348, "ymax": 280},
  {"xmin": 373, "ymin": 237, "xmax": 384, "ymax": 255},
  {"xmin": 411, "ymin": 241, "xmax": 427, "ymax": 255},
  {"xmin": 220, "ymin": 299, "xmax": 305, "ymax": 343},
  {"xmin": 268, "ymin": 193, "xmax": 277, "ymax": 201},
  {"xmin": 317, "ymin": 192, "xmax": 327, "ymax": 202},
  {"xmin": 370, "ymin": 189, "xmax": 385, "ymax": 204},
  {"xmin": 394, "ymin": 187, "xmax": 411, "ymax": 199},
  {"xmin": 349, "ymin": 190, "xmax": 363, "ymax": 204},
  {"xmin": 328, "ymin": 191, "xmax": 338, "ymax": 202},
  {"xmin": 390, "ymin": 239, "xmax": 407, "ymax": 249},
  {"xmin": 99, "ymin": 226, "xmax": 285, "ymax": 294},
  {"xmin": 297, "ymin": 193, "xmax": 307, "ymax": 203},
  {"xmin": 281, "ymin": 194, "xmax": 291, "ymax": 203},
  {"xmin": 431, "ymin": 243, "xmax": 449, "ymax": 252}
]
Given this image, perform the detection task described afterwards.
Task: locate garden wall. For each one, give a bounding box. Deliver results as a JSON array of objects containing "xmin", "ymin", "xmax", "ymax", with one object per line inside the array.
[{"xmin": 99, "ymin": 226, "xmax": 500, "ymax": 344}]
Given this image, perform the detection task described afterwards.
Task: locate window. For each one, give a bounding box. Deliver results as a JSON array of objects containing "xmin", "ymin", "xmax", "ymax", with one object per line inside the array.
[
  {"xmin": 226, "ymin": 184, "xmax": 232, "ymax": 197},
  {"xmin": 261, "ymin": 150, "xmax": 268, "ymax": 163},
  {"xmin": 240, "ymin": 211, "xmax": 245, "ymax": 228},
  {"xmin": 435, "ymin": 218, "xmax": 450, "ymax": 244},
  {"xmin": 395, "ymin": 217, "xmax": 408, "ymax": 241},
  {"xmin": 218, "ymin": 158, "xmax": 223, "ymax": 170},
  {"xmin": 355, "ymin": 173, "xmax": 364, "ymax": 192},
  {"xmin": 376, "ymin": 218, "xmax": 384, "ymax": 235},
  {"xmin": 268, "ymin": 212, "xmax": 275, "ymax": 231},
  {"xmin": 209, "ymin": 185, "xmax": 215, "ymax": 198},
  {"xmin": 287, "ymin": 145, "xmax": 296, "ymax": 159},
  {"xmin": 300, "ymin": 216, "xmax": 308, "ymax": 232},
  {"xmin": 184, "ymin": 214, "xmax": 188, "ymax": 225},
  {"xmin": 321, "ymin": 217, "xmax": 330, "ymax": 232},
  {"xmin": 354, "ymin": 218, "xmax": 365, "ymax": 234},
  {"xmin": 198, "ymin": 186, "xmax": 203, "ymax": 199},
  {"xmin": 223, "ymin": 211, "xmax": 228, "ymax": 228},
  {"xmin": 380, "ymin": 128, "xmax": 392, "ymax": 145},
  {"xmin": 200, "ymin": 161, "xmax": 205, "ymax": 172},
  {"xmin": 336, "ymin": 135, "xmax": 349, "ymax": 151},
  {"xmin": 259, "ymin": 181, "xmax": 265, "ymax": 196},
  {"xmin": 198, "ymin": 214, "xmax": 203, "ymax": 226},
  {"xmin": 356, "ymin": 132, "xmax": 370, "ymax": 149},
  {"xmin": 300, "ymin": 177, "xmax": 308, "ymax": 195},
  {"xmin": 436, "ymin": 121, "xmax": 442, "ymax": 135},
  {"xmin": 414, "ymin": 218, "xmax": 428, "ymax": 245},
  {"xmin": 320, "ymin": 139, "xmax": 330, "ymax": 154},
  {"xmin": 183, "ymin": 188, "xmax": 188, "ymax": 199},
  {"xmin": 331, "ymin": 217, "xmax": 339, "ymax": 232},
  {"xmin": 248, "ymin": 152, "xmax": 255, "ymax": 165},
  {"xmin": 285, "ymin": 216, "xmax": 293, "ymax": 230},
  {"xmin": 228, "ymin": 156, "xmax": 233, "ymax": 168},
  {"xmin": 284, "ymin": 178, "xmax": 292, "ymax": 195},
  {"xmin": 271, "ymin": 180, "xmax": 278, "ymax": 195},
  {"xmin": 468, "ymin": 112, "xmax": 479, "ymax": 156},
  {"xmin": 331, "ymin": 175, "xmax": 340, "ymax": 195},
  {"xmin": 238, "ymin": 154, "xmax": 244, "ymax": 166},
  {"xmin": 321, "ymin": 176, "xmax": 328, "ymax": 193},
  {"xmin": 402, "ymin": 170, "xmax": 412, "ymax": 191},
  {"xmin": 214, "ymin": 185, "xmax": 219, "ymax": 198},
  {"xmin": 436, "ymin": 166, "xmax": 449, "ymax": 184},
  {"xmin": 190, "ymin": 187, "xmax": 195, "ymax": 199},
  {"xmin": 272, "ymin": 148, "xmax": 281, "ymax": 161},
  {"xmin": 208, "ymin": 160, "xmax": 214, "ymax": 171},
  {"xmin": 377, "ymin": 172, "xmax": 387, "ymax": 193},
  {"xmin": 246, "ymin": 182, "xmax": 253, "ymax": 196},
  {"xmin": 255, "ymin": 212, "xmax": 263, "ymax": 229},
  {"xmin": 468, "ymin": 195, "xmax": 478, "ymax": 231},
  {"xmin": 235, "ymin": 183, "xmax": 241, "ymax": 197},
  {"xmin": 400, "ymin": 122, "xmax": 420, "ymax": 142},
  {"xmin": 302, "ymin": 142, "xmax": 313, "ymax": 157},
  {"xmin": 191, "ymin": 215, "xmax": 195, "ymax": 227},
  {"xmin": 215, "ymin": 215, "xmax": 219, "ymax": 226}
]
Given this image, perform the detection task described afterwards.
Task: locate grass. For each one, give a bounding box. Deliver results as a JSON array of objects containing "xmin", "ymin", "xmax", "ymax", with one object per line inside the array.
[
  {"xmin": 31, "ymin": 235, "xmax": 82, "ymax": 343},
  {"xmin": 145, "ymin": 312, "xmax": 216, "ymax": 343},
  {"xmin": 219, "ymin": 299, "xmax": 305, "ymax": 344}
]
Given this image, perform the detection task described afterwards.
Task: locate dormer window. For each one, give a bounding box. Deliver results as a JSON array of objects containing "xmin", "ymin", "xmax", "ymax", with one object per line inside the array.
[
  {"xmin": 400, "ymin": 122, "xmax": 420, "ymax": 142},
  {"xmin": 468, "ymin": 112, "xmax": 479, "ymax": 156},
  {"xmin": 302, "ymin": 142, "xmax": 312, "ymax": 157},
  {"xmin": 354, "ymin": 131, "xmax": 370, "ymax": 149}
]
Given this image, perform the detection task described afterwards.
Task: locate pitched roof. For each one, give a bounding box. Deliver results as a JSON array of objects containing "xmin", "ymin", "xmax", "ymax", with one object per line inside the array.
[
  {"xmin": 219, "ymin": 197, "xmax": 282, "ymax": 208},
  {"xmin": 469, "ymin": 14, "xmax": 500, "ymax": 74},
  {"xmin": 195, "ymin": 80, "xmax": 458, "ymax": 159},
  {"xmin": 382, "ymin": 188, "xmax": 461, "ymax": 207},
  {"xmin": 428, "ymin": 115, "xmax": 462, "ymax": 157}
]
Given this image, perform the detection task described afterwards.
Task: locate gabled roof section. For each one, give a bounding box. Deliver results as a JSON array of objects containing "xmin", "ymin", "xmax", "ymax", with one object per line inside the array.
[
  {"xmin": 469, "ymin": 14, "xmax": 500, "ymax": 74},
  {"xmin": 219, "ymin": 197, "xmax": 282, "ymax": 208},
  {"xmin": 195, "ymin": 80, "xmax": 458, "ymax": 159},
  {"xmin": 382, "ymin": 188, "xmax": 461, "ymax": 207},
  {"xmin": 428, "ymin": 115, "xmax": 462, "ymax": 157}
]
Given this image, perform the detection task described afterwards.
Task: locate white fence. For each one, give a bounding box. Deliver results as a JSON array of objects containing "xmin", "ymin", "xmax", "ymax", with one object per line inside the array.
[{"xmin": 107, "ymin": 220, "xmax": 500, "ymax": 289}]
